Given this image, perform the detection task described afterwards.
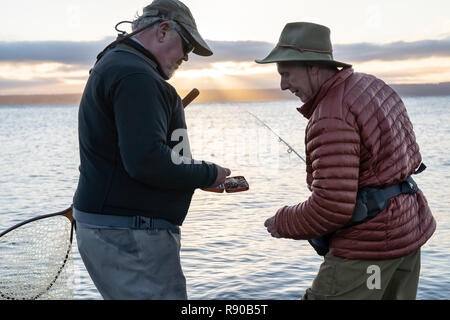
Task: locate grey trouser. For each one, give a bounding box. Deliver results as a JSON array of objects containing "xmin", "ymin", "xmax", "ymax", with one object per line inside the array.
[
  {"xmin": 76, "ymin": 225, "xmax": 187, "ymax": 300},
  {"xmin": 303, "ymin": 249, "xmax": 421, "ymax": 300}
]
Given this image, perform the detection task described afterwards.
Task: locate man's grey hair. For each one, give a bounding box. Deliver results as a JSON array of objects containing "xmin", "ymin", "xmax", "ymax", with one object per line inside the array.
[{"xmin": 132, "ymin": 14, "xmax": 177, "ymax": 32}]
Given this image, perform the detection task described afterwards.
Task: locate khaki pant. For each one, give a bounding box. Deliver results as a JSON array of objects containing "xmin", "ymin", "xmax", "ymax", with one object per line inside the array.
[
  {"xmin": 76, "ymin": 225, "xmax": 187, "ymax": 300},
  {"xmin": 303, "ymin": 249, "xmax": 421, "ymax": 300}
]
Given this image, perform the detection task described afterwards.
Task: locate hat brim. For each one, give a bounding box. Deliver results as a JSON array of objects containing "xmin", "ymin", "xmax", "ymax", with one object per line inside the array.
[
  {"xmin": 255, "ymin": 46, "xmax": 351, "ymax": 68},
  {"xmin": 191, "ymin": 32, "xmax": 213, "ymax": 56},
  {"xmin": 180, "ymin": 24, "xmax": 212, "ymax": 56}
]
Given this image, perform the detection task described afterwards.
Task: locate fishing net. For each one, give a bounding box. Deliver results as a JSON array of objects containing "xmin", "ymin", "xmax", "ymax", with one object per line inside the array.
[{"xmin": 0, "ymin": 215, "xmax": 74, "ymax": 300}]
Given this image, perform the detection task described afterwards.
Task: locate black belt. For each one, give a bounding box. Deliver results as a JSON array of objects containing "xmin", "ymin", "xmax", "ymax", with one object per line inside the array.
[
  {"xmin": 73, "ymin": 208, "xmax": 180, "ymax": 234},
  {"xmin": 344, "ymin": 175, "xmax": 419, "ymax": 228}
]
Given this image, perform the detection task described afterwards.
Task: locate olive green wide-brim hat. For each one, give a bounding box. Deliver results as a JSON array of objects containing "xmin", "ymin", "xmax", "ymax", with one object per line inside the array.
[
  {"xmin": 255, "ymin": 22, "xmax": 351, "ymax": 68},
  {"xmin": 143, "ymin": 0, "xmax": 213, "ymax": 56}
]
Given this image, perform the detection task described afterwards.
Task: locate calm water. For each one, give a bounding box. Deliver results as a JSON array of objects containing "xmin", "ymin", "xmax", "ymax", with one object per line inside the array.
[{"xmin": 0, "ymin": 97, "xmax": 449, "ymax": 300}]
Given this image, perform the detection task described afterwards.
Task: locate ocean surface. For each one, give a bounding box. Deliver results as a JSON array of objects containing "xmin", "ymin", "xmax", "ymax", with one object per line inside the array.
[{"xmin": 0, "ymin": 97, "xmax": 449, "ymax": 300}]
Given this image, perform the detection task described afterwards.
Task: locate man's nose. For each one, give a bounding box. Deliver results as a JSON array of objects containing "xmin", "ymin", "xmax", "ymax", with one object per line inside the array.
[{"xmin": 183, "ymin": 53, "xmax": 189, "ymax": 62}]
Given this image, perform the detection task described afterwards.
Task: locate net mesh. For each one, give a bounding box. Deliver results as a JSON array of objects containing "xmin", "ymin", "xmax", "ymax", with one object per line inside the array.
[{"xmin": 0, "ymin": 215, "xmax": 74, "ymax": 300}]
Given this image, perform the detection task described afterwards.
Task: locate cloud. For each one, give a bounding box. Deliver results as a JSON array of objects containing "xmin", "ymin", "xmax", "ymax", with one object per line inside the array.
[
  {"xmin": 187, "ymin": 40, "xmax": 274, "ymax": 68},
  {"xmin": 201, "ymin": 38, "xmax": 450, "ymax": 65},
  {"xmin": 334, "ymin": 37, "xmax": 450, "ymax": 62},
  {"xmin": 1, "ymin": 37, "xmax": 449, "ymax": 68},
  {"xmin": 0, "ymin": 77, "xmax": 61, "ymax": 89},
  {"xmin": 0, "ymin": 38, "xmax": 114, "ymax": 67}
]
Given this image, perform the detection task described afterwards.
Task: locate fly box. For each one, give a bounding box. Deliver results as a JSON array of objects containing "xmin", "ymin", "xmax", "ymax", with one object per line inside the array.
[{"xmin": 202, "ymin": 176, "xmax": 249, "ymax": 193}]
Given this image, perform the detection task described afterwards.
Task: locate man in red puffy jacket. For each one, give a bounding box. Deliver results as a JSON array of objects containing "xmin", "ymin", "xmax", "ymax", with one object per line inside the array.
[{"xmin": 256, "ymin": 22, "xmax": 436, "ymax": 300}]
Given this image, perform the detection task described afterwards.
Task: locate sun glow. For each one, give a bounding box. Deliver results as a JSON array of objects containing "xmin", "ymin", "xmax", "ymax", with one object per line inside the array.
[
  {"xmin": 0, "ymin": 62, "xmax": 88, "ymax": 82},
  {"xmin": 0, "ymin": 62, "xmax": 89, "ymax": 94},
  {"xmin": 355, "ymin": 57, "xmax": 450, "ymax": 84},
  {"xmin": 170, "ymin": 61, "xmax": 278, "ymax": 90},
  {"xmin": 2, "ymin": 56, "xmax": 450, "ymax": 96},
  {"xmin": 175, "ymin": 61, "xmax": 276, "ymax": 79}
]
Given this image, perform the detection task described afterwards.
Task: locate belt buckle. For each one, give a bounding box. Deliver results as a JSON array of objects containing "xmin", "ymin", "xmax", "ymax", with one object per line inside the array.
[
  {"xmin": 402, "ymin": 177, "xmax": 418, "ymax": 194},
  {"xmin": 135, "ymin": 216, "xmax": 152, "ymax": 229}
]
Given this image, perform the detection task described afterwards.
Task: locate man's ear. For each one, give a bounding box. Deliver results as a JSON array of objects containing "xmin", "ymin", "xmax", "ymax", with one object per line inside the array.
[{"xmin": 156, "ymin": 21, "xmax": 172, "ymax": 42}]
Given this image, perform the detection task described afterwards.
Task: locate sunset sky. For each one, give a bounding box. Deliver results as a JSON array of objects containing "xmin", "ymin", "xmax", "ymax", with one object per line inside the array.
[{"xmin": 1, "ymin": 0, "xmax": 450, "ymax": 95}]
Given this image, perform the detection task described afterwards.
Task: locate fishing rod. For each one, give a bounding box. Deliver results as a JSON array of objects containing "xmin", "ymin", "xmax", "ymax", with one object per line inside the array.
[{"xmin": 247, "ymin": 111, "xmax": 306, "ymax": 164}]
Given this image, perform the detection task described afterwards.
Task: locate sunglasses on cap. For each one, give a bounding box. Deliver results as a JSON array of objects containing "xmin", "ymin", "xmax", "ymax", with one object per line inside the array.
[{"xmin": 172, "ymin": 22, "xmax": 194, "ymax": 56}]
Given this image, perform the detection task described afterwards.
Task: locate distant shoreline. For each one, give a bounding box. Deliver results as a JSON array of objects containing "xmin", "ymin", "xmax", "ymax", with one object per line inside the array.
[{"xmin": 0, "ymin": 84, "xmax": 449, "ymax": 106}]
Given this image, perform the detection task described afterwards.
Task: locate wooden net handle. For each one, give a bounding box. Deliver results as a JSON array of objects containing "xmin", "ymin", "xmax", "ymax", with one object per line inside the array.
[{"xmin": 182, "ymin": 88, "xmax": 200, "ymax": 108}]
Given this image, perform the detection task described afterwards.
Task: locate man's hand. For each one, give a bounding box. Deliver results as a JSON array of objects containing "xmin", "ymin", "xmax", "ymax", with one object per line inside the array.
[
  {"xmin": 209, "ymin": 164, "xmax": 231, "ymax": 187},
  {"xmin": 264, "ymin": 215, "xmax": 282, "ymax": 238}
]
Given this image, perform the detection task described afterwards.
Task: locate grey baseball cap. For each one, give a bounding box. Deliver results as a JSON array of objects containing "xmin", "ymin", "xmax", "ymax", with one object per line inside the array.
[{"xmin": 142, "ymin": 0, "xmax": 213, "ymax": 56}]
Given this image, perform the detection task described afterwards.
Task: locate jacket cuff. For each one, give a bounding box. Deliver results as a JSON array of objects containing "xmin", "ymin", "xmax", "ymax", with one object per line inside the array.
[
  {"xmin": 202, "ymin": 161, "xmax": 218, "ymax": 188},
  {"xmin": 274, "ymin": 206, "xmax": 289, "ymax": 237}
]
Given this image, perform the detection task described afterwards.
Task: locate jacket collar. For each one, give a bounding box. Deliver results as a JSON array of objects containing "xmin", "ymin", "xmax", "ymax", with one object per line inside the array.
[
  {"xmin": 297, "ymin": 67, "xmax": 354, "ymax": 119},
  {"xmin": 95, "ymin": 36, "xmax": 168, "ymax": 80},
  {"xmin": 118, "ymin": 37, "xmax": 168, "ymax": 80}
]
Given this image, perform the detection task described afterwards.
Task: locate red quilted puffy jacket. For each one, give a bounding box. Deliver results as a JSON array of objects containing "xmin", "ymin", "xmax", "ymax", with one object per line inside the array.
[{"xmin": 274, "ymin": 68, "xmax": 436, "ymax": 260}]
